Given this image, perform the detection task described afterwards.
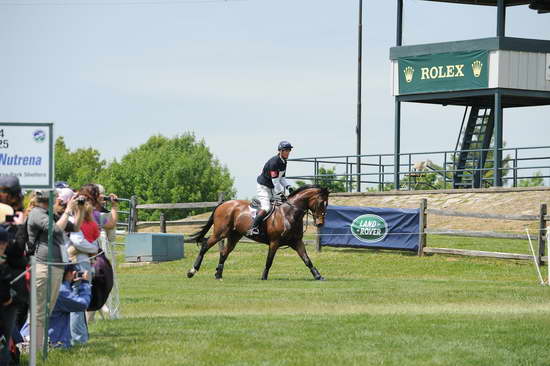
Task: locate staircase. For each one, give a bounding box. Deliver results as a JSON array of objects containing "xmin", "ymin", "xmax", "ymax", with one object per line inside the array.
[{"xmin": 452, "ymin": 106, "xmax": 494, "ymax": 189}]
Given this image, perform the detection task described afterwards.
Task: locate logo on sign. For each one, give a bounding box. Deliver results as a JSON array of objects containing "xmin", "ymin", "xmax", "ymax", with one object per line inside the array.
[
  {"xmin": 33, "ymin": 130, "xmax": 46, "ymax": 143},
  {"xmin": 403, "ymin": 66, "xmax": 414, "ymax": 83},
  {"xmin": 350, "ymin": 214, "xmax": 388, "ymax": 243},
  {"xmin": 472, "ymin": 60, "xmax": 483, "ymax": 78}
]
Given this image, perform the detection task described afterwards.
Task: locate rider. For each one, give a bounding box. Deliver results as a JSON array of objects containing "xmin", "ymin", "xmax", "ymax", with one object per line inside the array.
[{"xmin": 247, "ymin": 141, "xmax": 294, "ymax": 236}]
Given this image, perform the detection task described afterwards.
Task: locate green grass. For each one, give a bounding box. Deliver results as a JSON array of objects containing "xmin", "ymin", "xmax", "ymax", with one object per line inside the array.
[
  {"xmin": 428, "ymin": 234, "xmax": 535, "ymax": 254},
  {"xmin": 38, "ymin": 239, "xmax": 550, "ymax": 366}
]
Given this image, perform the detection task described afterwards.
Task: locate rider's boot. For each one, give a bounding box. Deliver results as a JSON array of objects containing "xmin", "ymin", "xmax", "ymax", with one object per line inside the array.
[{"xmin": 247, "ymin": 209, "xmax": 267, "ymax": 236}]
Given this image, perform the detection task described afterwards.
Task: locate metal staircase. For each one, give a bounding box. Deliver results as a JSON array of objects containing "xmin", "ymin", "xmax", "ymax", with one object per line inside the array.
[{"xmin": 452, "ymin": 106, "xmax": 495, "ymax": 188}]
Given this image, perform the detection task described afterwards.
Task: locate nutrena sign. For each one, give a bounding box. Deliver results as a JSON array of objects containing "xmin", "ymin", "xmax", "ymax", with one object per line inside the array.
[
  {"xmin": 0, "ymin": 123, "xmax": 54, "ymax": 189},
  {"xmin": 398, "ymin": 50, "xmax": 489, "ymax": 94}
]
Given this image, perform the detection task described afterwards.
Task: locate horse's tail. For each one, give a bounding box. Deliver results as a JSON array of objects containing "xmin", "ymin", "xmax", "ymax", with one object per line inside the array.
[{"xmin": 188, "ymin": 202, "xmax": 223, "ymax": 244}]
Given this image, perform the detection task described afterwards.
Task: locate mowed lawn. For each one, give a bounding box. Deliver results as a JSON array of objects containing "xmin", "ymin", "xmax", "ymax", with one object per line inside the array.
[{"xmin": 42, "ymin": 236, "xmax": 550, "ymax": 366}]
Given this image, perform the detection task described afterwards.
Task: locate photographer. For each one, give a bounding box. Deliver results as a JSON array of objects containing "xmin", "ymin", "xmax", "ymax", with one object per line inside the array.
[
  {"xmin": 0, "ymin": 176, "xmax": 26, "ymax": 366},
  {"xmin": 68, "ymin": 198, "xmax": 99, "ymax": 345},
  {"xmin": 0, "ymin": 227, "xmax": 13, "ymax": 365},
  {"xmin": 27, "ymin": 190, "xmax": 84, "ymax": 351},
  {"xmin": 95, "ymin": 184, "xmax": 119, "ymax": 243},
  {"xmin": 21, "ymin": 265, "xmax": 91, "ymax": 349}
]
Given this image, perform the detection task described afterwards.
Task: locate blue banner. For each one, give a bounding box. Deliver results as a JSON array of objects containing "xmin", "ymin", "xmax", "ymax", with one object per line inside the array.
[{"xmin": 319, "ymin": 205, "xmax": 420, "ymax": 251}]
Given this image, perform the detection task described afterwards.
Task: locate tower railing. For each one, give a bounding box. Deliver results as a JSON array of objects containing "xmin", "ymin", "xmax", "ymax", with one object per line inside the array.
[{"xmin": 287, "ymin": 145, "xmax": 550, "ymax": 191}]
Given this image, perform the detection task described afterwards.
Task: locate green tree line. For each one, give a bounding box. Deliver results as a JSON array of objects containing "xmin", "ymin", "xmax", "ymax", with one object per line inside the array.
[{"xmin": 55, "ymin": 133, "xmax": 236, "ymax": 221}]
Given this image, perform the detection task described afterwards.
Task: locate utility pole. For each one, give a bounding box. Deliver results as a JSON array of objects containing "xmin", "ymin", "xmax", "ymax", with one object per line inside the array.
[{"xmin": 356, "ymin": 0, "xmax": 363, "ymax": 192}]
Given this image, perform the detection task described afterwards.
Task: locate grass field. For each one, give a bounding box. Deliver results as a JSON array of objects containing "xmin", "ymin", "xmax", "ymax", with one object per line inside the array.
[{"xmin": 38, "ymin": 235, "xmax": 550, "ymax": 366}]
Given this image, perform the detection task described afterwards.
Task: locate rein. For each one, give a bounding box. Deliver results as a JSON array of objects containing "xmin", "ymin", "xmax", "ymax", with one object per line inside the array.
[{"xmin": 283, "ymin": 200, "xmax": 311, "ymax": 235}]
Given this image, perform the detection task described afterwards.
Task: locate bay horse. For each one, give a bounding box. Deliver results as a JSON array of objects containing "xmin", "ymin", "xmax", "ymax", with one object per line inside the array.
[{"xmin": 186, "ymin": 185, "xmax": 329, "ymax": 280}]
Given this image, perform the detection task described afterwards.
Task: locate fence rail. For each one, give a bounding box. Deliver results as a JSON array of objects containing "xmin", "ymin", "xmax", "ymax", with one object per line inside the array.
[
  {"xmin": 287, "ymin": 145, "xmax": 550, "ymax": 192},
  {"xmin": 420, "ymin": 199, "xmax": 548, "ymax": 264}
]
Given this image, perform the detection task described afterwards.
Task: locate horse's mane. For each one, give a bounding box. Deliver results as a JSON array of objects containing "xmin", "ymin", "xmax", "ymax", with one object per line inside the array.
[{"xmin": 288, "ymin": 184, "xmax": 329, "ymax": 198}]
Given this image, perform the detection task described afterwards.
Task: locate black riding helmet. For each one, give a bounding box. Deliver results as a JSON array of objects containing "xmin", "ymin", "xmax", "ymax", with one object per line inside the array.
[{"xmin": 278, "ymin": 141, "xmax": 293, "ymax": 151}]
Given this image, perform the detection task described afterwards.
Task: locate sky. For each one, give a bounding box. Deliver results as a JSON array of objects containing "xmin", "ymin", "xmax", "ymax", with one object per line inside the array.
[{"xmin": 0, "ymin": 0, "xmax": 549, "ymax": 198}]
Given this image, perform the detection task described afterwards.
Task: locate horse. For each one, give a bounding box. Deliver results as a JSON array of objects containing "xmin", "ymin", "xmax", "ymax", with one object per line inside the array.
[{"xmin": 186, "ymin": 184, "xmax": 330, "ymax": 281}]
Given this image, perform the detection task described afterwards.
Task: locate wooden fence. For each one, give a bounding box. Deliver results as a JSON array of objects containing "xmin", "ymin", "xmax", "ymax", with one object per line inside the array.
[
  {"xmin": 130, "ymin": 192, "xmax": 318, "ymax": 247},
  {"xmin": 130, "ymin": 192, "xmax": 224, "ymax": 242},
  {"xmin": 419, "ymin": 198, "xmax": 549, "ymax": 264}
]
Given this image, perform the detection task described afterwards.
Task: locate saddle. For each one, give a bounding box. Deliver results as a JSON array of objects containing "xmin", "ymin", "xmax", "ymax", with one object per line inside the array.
[{"xmin": 249, "ymin": 198, "xmax": 282, "ymax": 221}]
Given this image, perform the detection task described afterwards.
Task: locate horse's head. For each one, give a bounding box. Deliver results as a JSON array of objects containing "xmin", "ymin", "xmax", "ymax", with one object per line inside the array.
[{"xmin": 288, "ymin": 185, "xmax": 330, "ymax": 227}]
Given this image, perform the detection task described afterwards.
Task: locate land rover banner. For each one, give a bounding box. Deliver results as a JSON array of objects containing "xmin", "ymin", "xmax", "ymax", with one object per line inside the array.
[
  {"xmin": 0, "ymin": 122, "xmax": 54, "ymax": 188},
  {"xmin": 398, "ymin": 50, "xmax": 489, "ymax": 94},
  {"xmin": 319, "ymin": 205, "xmax": 420, "ymax": 251}
]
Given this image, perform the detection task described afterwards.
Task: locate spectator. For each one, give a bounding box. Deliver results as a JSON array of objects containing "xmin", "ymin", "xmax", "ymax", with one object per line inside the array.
[
  {"xmin": 90, "ymin": 184, "xmax": 119, "ymax": 321},
  {"xmin": 0, "ymin": 227, "xmax": 13, "ymax": 365},
  {"xmin": 0, "ymin": 176, "xmax": 26, "ymax": 366},
  {"xmin": 95, "ymin": 184, "xmax": 119, "ymax": 244},
  {"xmin": 27, "ymin": 190, "xmax": 84, "ymax": 351},
  {"xmin": 21, "ymin": 265, "xmax": 91, "ymax": 349},
  {"xmin": 68, "ymin": 200, "xmax": 99, "ymax": 345}
]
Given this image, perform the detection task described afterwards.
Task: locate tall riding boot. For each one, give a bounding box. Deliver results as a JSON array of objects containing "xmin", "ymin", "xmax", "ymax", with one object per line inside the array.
[{"xmin": 247, "ymin": 209, "xmax": 267, "ymax": 235}]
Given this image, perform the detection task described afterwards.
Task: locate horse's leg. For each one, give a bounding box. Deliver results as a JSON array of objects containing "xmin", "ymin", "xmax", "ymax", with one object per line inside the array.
[
  {"xmin": 293, "ymin": 240, "xmax": 324, "ymax": 281},
  {"xmin": 187, "ymin": 234, "xmax": 224, "ymax": 278},
  {"xmin": 214, "ymin": 232, "xmax": 241, "ymax": 280},
  {"xmin": 261, "ymin": 242, "xmax": 279, "ymax": 280}
]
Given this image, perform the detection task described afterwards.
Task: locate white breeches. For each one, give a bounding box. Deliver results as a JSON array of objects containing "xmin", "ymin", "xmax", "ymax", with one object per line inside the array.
[{"xmin": 256, "ymin": 184, "xmax": 273, "ymax": 211}]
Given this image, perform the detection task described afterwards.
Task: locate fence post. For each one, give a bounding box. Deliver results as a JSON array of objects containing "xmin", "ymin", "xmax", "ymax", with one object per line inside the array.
[
  {"xmin": 217, "ymin": 192, "xmax": 226, "ymax": 251},
  {"xmin": 129, "ymin": 195, "xmax": 138, "ymax": 233},
  {"xmin": 29, "ymin": 256, "xmax": 37, "ymax": 366},
  {"xmin": 418, "ymin": 198, "xmax": 427, "ymax": 257},
  {"xmin": 315, "ymin": 226, "xmax": 322, "ymax": 252},
  {"xmin": 538, "ymin": 203, "xmax": 547, "ymax": 266},
  {"xmin": 160, "ymin": 212, "xmax": 166, "ymax": 233}
]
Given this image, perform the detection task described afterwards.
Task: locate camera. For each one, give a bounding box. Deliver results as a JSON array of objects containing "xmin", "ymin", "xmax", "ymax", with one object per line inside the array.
[
  {"xmin": 103, "ymin": 196, "xmax": 118, "ymax": 202},
  {"xmin": 76, "ymin": 196, "xmax": 86, "ymax": 205},
  {"xmin": 4, "ymin": 214, "xmax": 14, "ymax": 223},
  {"xmin": 73, "ymin": 271, "xmax": 85, "ymax": 281}
]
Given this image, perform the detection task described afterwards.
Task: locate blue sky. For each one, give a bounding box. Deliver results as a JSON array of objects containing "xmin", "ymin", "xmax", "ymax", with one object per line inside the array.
[{"xmin": 1, "ymin": 0, "xmax": 548, "ymax": 198}]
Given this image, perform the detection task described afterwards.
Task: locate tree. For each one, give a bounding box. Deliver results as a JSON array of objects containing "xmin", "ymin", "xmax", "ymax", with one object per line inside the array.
[
  {"xmin": 295, "ymin": 166, "xmax": 349, "ymax": 193},
  {"xmin": 55, "ymin": 136, "xmax": 106, "ymax": 189},
  {"xmin": 518, "ymin": 171, "xmax": 545, "ymax": 187},
  {"xmin": 99, "ymin": 133, "xmax": 236, "ymax": 221}
]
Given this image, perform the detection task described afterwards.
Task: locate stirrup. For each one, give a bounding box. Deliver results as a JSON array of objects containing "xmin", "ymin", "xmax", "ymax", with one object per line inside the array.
[{"xmin": 247, "ymin": 227, "xmax": 260, "ymax": 236}]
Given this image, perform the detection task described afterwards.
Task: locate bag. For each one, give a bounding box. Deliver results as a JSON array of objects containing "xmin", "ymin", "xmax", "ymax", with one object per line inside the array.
[
  {"xmin": 15, "ymin": 218, "xmax": 39, "ymax": 257},
  {"xmin": 87, "ymin": 252, "xmax": 114, "ymax": 311}
]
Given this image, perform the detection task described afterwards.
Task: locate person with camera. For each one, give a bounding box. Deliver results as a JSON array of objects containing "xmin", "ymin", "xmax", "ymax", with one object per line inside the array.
[
  {"xmin": 86, "ymin": 183, "xmax": 119, "ymax": 322},
  {"xmin": 20, "ymin": 265, "xmax": 91, "ymax": 349},
  {"xmin": 0, "ymin": 176, "xmax": 27, "ymax": 366},
  {"xmin": 0, "ymin": 226, "xmax": 15, "ymax": 365},
  {"xmin": 27, "ymin": 189, "xmax": 84, "ymax": 351},
  {"xmin": 67, "ymin": 197, "xmax": 99, "ymax": 345}
]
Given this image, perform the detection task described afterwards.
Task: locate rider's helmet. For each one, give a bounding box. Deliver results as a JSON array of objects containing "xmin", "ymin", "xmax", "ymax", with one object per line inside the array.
[{"xmin": 278, "ymin": 141, "xmax": 293, "ymax": 151}]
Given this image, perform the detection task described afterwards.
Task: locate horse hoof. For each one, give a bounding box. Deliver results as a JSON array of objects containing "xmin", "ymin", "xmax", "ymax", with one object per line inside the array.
[
  {"xmin": 315, "ymin": 276, "xmax": 325, "ymax": 281},
  {"xmin": 215, "ymin": 276, "xmax": 223, "ymax": 281},
  {"xmin": 187, "ymin": 272, "xmax": 194, "ymax": 278}
]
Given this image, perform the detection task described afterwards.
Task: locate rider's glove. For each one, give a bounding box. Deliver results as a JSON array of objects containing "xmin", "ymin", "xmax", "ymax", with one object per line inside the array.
[
  {"xmin": 275, "ymin": 192, "xmax": 287, "ymax": 202},
  {"xmin": 286, "ymin": 186, "xmax": 294, "ymax": 194}
]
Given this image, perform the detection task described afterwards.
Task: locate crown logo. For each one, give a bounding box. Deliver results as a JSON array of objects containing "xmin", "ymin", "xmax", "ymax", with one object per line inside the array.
[
  {"xmin": 403, "ymin": 66, "xmax": 414, "ymax": 83},
  {"xmin": 472, "ymin": 60, "xmax": 483, "ymax": 78}
]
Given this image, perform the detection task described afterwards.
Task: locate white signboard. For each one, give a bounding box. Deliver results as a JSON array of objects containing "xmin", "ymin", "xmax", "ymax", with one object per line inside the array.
[
  {"xmin": 0, "ymin": 123, "xmax": 54, "ymax": 188},
  {"xmin": 547, "ymin": 54, "xmax": 550, "ymax": 82}
]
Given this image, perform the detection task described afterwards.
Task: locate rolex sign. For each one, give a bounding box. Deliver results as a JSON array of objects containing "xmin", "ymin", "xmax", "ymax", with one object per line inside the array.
[{"xmin": 398, "ymin": 50, "xmax": 489, "ymax": 94}]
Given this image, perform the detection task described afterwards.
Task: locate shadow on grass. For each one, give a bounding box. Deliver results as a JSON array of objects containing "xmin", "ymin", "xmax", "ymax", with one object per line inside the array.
[{"xmin": 331, "ymin": 247, "xmax": 417, "ymax": 257}]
